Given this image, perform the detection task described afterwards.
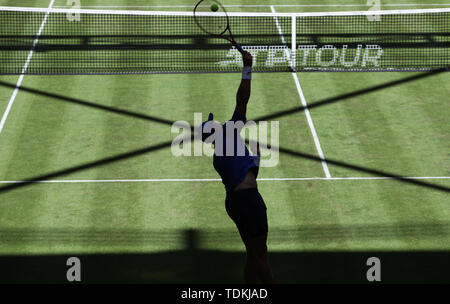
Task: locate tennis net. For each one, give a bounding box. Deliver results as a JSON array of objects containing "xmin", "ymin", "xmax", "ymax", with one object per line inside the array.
[{"xmin": 0, "ymin": 6, "xmax": 449, "ymax": 74}]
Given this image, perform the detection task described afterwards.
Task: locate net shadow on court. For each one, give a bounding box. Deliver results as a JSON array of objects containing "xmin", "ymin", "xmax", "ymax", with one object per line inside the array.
[{"xmin": 0, "ymin": 68, "xmax": 449, "ymax": 194}]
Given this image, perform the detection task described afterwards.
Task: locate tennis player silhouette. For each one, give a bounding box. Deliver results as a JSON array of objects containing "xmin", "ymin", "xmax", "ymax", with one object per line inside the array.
[{"xmin": 201, "ymin": 52, "xmax": 274, "ymax": 284}]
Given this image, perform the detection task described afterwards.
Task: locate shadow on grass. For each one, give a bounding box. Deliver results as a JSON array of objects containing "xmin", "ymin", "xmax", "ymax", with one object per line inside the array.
[
  {"xmin": 1, "ymin": 222, "xmax": 450, "ymax": 244},
  {"xmin": 0, "ymin": 69, "xmax": 449, "ymax": 194},
  {"xmin": 2, "ymin": 250, "xmax": 450, "ymax": 284},
  {"xmin": 0, "ymin": 229, "xmax": 449, "ymax": 283}
]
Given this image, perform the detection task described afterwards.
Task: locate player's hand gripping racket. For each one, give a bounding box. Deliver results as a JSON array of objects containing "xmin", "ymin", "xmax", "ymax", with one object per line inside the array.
[{"xmin": 194, "ymin": 0, "xmax": 245, "ymax": 54}]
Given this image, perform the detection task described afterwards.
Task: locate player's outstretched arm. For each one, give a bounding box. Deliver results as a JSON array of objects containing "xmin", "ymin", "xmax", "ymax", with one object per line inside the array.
[{"xmin": 235, "ymin": 52, "xmax": 253, "ymax": 117}]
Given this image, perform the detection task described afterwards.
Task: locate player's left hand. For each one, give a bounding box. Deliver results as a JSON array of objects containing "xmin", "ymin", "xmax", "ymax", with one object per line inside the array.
[{"xmin": 243, "ymin": 51, "xmax": 253, "ymax": 67}]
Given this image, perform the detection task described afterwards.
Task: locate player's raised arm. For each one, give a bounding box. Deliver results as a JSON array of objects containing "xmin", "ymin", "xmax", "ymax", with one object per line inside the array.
[{"xmin": 235, "ymin": 52, "xmax": 253, "ymax": 117}]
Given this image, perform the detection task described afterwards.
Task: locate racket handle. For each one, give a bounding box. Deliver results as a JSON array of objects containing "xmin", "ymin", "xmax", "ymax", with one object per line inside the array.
[{"xmin": 233, "ymin": 42, "xmax": 245, "ymax": 54}]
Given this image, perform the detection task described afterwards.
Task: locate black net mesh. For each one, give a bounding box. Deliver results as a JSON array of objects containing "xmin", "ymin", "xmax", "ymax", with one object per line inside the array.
[
  {"xmin": 0, "ymin": 8, "xmax": 448, "ymax": 74},
  {"xmin": 296, "ymin": 12, "xmax": 450, "ymax": 71}
]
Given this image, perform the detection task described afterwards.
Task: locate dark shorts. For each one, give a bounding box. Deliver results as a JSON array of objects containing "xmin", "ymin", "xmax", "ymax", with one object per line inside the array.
[{"xmin": 225, "ymin": 188, "xmax": 268, "ymax": 243}]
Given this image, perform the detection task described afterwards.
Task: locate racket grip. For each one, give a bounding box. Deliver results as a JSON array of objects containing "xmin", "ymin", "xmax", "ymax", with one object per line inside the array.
[{"xmin": 234, "ymin": 42, "xmax": 245, "ymax": 54}]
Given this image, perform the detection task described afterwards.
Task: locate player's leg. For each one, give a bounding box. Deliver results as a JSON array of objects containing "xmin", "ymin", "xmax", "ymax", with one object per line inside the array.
[
  {"xmin": 226, "ymin": 188, "xmax": 274, "ymax": 283},
  {"xmin": 245, "ymin": 233, "xmax": 274, "ymax": 284},
  {"xmin": 244, "ymin": 250, "xmax": 258, "ymax": 283},
  {"xmin": 226, "ymin": 192, "xmax": 258, "ymax": 283},
  {"xmin": 240, "ymin": 189, "xmax": 273, "ymax": 284}
]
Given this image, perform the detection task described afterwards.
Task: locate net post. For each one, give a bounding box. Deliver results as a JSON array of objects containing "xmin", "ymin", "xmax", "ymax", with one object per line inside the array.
[{"xmin": 291, "ymin": 15, "xmax": 297, "ymax": 72}]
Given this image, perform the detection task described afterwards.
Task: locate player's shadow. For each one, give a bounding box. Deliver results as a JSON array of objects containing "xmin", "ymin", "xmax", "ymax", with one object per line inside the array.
[
  {"xmin": 0, "ymin": 68, "xmax": 449, "ymax": 194},
  {"xmin": 0, "ymin": 228, "xmax": 449, "ymax": 283}
]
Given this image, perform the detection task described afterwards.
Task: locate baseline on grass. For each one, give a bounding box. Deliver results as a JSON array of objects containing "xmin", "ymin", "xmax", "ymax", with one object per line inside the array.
[{"xmin": 0, "ymin": 176, "xmax": 449, "ymax": 184}]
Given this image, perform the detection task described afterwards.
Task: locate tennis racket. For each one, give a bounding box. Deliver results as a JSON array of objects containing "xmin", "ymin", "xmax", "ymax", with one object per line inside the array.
[{"xmin": 194, "ymin": 0, "xmax": 245, "ymax": 54}]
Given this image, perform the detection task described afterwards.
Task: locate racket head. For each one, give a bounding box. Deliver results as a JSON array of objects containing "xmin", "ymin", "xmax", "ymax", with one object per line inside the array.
[{"xmin": 194, "ymin": 0, "xmax": 230, "ymax": 37}]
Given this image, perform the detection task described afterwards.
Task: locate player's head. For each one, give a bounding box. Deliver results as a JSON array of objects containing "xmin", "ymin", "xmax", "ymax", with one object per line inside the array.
[{"xmin": 201, "ymin": 113, "xmax": 216, "ymax": 143}]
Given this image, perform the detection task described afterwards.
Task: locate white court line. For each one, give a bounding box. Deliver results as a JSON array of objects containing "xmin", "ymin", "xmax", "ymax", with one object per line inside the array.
[
  {"xmin": 270, "ymin": 6, "xmax": 331, "ymax": 178},
  {"xmin": 0, "ymin": 177, "xmax": 449, "ymax": 184},
  {"xmin": 0, "ymin": 0, "xmax": 55, "ymax": 136},
  {"xmin": 53, "ymin": 4, "xmax": 450, "ymax": 8},
  {"xmin": 4, "ymin": 7, "xmax": 450, "ymax": 17}
]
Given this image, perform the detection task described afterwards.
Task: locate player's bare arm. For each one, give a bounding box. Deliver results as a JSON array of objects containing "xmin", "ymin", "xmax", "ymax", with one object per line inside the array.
[
  {"xmin": 235, "ymin": 52, "xmax": 253, "ymax": 117},
  {"xmin": 234, "ymin": 52, "xmax": 258, "ymax": 191}
]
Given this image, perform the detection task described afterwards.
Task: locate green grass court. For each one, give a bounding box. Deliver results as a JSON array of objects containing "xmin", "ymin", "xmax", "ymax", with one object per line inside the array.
[{"xmin": 0, "ymin": 0, "xmax": 449, "ymax": 283}]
